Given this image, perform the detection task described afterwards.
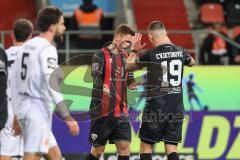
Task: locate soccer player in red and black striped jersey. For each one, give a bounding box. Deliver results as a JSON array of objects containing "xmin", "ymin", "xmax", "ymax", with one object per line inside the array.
[{"xmin": 87, "ymin": 24, "xmax": 142, "ymax": 160}]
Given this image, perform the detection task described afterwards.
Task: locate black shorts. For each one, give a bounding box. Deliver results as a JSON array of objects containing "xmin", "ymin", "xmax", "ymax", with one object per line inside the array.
[
  {"xmin": 139, "ymin": 95, "xmax": 184, "ymax": 145},
  {"xmin": 88, "ymin": 116, "xmax": 131, "ymax": 146}
]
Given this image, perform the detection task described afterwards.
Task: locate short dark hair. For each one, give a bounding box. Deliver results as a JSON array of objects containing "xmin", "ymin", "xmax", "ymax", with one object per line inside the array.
[
  {"xmin": 83, "ymin": 0, "xmax": 93, "ymax": 4},
  {"xmin": 148, "ymin": 21, "xmax": 165, "ymax": 31},
  {"xmin": 13, "ymin": 19, "xmax": 33, "ymax": 42},
  {"xmin": 36, "ymin": 6, "xmax": 63, "ymax": 32},
  {"xmin": 114, "ymin": 24, "xmax": 135, "ymax": 36}
]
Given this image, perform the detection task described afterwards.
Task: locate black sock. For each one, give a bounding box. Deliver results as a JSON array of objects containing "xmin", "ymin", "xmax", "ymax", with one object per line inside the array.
[
  {"xmin": 167, "ymin": 152, "xmax": 180, "ymax": 160},
  {"xmin": 86, "ymin": 153, "xmax": 99, "ymax": 160},
  {"xmin": 118, "ymin": 155, "xmax": 130, "ymax": 160},
  {"xmin": 140, "ymin": 153, "xmax": 152, "ymax": 160}
]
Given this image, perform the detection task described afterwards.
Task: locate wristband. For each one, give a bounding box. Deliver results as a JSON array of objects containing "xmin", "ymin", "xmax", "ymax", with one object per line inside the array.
[{"xmin": 131, "ymin": 49, "xmax": 137, "ymax": 54}]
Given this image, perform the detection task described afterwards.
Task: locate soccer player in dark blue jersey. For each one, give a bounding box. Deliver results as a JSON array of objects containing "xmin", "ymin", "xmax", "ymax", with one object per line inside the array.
[{"xmin": 126, "ymin": 21, "xmax": 195, "ymax": 160}]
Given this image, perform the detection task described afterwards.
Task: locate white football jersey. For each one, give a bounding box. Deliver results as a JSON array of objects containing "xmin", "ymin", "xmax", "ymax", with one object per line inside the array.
[
  {"xmin": 5, "ymin": 45, "xmax": 21, "ymax": 125},
  {"xmin": 12, "ymin": 36, "xmax": 64, "ymax": 120}
]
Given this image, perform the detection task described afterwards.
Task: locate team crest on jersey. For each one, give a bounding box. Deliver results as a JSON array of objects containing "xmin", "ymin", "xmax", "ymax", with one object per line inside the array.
[
  {"xmin": 47, "ymin": 58, "xmax": 57, "ymax": 69},
  {"xmin": 91, "ymin": 133, "xmax": 98, "ymax": 141},
  {"xmin": 92, "ymin": 63, "xmax": 99, "ymax": 72}
]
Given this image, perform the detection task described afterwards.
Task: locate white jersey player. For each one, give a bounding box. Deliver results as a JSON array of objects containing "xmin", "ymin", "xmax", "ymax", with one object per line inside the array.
[
  {"xmin": 12, "ymin": 7, "xmax": 80, "ymax": 160},
  {"xmin": 0, "ymin": 19, "xmax": 33, "ymax": 159}
]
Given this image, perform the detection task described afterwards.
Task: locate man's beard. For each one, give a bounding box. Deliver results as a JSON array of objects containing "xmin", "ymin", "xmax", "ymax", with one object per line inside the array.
[{"xmin": 53, "ymin": 34, "xmax": 64, "ymax": 46}]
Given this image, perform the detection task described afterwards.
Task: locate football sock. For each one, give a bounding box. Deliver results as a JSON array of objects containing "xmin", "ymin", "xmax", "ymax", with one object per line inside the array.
[
  {"xmin": 140, "ymin": 153, "xmax": 152, "ymax": 160},
  {"xmin": 118, "ymin": 155, "xmax": 130, "ymax": 160},
  {"xmin": 86, "ymin": 153, "xmax": 99, "ymax": 160},
  {"xmin": 167, "ymin": 152, "xmax": 180, "ymax": 160}
]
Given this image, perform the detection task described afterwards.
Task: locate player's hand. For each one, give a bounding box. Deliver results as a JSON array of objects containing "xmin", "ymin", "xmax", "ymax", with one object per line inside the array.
[
  {"xmin": 131, "ymin": 33, "xmax": 146, "ymax": 52},
  {"xmin": 12, "ymin": 115, "xmax": 22, "ymax": 136},
  {"xmin": 128, "ymin": 82, "xmax": 142, "ymax": 90},
  {"xmin": 64, "ymin": 116, "xmax": 80, "ymax": 136},
  {"xmin": 234, "ymin": 55, "xmax": 240, "ymax": 64},
  {"xmin": 103, "ymin": 84, "xmax": 111, "ymax": 97}
]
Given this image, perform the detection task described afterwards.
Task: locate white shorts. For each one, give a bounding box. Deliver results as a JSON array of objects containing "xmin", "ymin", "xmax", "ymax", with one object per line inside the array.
[
  {"xmin": 0, "ymin": 124, "xmax": 24, "ymax": 156},
  {"xmin": 19, "ymin": 118, "xmax": 57, "ymax": 154}
]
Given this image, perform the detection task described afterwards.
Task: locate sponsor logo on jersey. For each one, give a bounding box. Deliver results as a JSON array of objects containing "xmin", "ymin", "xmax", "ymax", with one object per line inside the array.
[{"xmin": 47, "ymin": 58, "xmax": 57, "ymax": 70}]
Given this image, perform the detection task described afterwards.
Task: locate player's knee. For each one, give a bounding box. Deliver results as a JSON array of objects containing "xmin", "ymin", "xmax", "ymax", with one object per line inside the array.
[
  {"xmin": 140, "ymin": 141, "xmax": 154, "ymax": 154},
  {"xmin": 45, "ymin": 152, "xmax": 62, "ymax": 160},
  {"xmin": 116, "ymin": 143, "xmax": 130, "ymax": 155},
  {"xmin": 52, "ymin": 153, "xmax": 62, "ymax": 160},
  {"xmin": 0, "ymin": 156, "xmax": 12, "ymax": 160},
  {"xmin": 91, "ymin": 146, "xmax": 105, "ymax": 158},
  {"xmin": 24, "ymin": 153, "xmax": 41, "ymax": 160},
  {"xmin": 164, "ymin": 143, "xmax": 178, "ymax": 155},
  {"xmin": 47, "ymin": 146, "xmax": 62, "ymax": 160},
  {"xmin": 117, "ymin": 146, "xmax": 130, "ymax": 155}
]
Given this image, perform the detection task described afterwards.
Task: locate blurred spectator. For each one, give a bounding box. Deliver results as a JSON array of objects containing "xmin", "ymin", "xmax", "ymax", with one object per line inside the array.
[
  {"xmin": 0, "ymin": 44, "xmax": 8, "ymax": 131},
  {"xmin": 199, "ymin": 23, "xmax": 233, "ymax": 65},
  {"xmin": 74, "ymin": 0, "xmax": 103, "ymax": 38},
  {"xmin": 233, "ymin": 34, "xmax": 240, "ymax": 64},
  {"xmin": 69, "ymin": 0, "xmax": 104, "ymax": 49}
]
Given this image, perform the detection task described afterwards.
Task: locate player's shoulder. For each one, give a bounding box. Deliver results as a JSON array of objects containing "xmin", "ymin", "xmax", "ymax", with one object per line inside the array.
[
  {"xmin": 28, "ymin": 37, "xmax": 56, "ymax": 55},
  {"xmin": 39, "ymin": 45, "xmax": 57, "ymax": 59},
  {"xmin": 6, "ymin": 45, "xmax": 20, "ymax": 52},
  {"xmin": 6, "ymin": 46, "xmax": 22, "ymax": 57},
  {"xmin": 151, "ymin": 44, "xmax": 176, "ymax": 54},
  {"xmin": 139, "ymin": 48, "xmax": 155, "ymax": 59},
  {"xmin": 26, "ymin": 37, "xmax": 54, "ymax": 50},
  {"xmin": 171, "ymin": 44, "xmax": 187, "ymax": 53},
  {"xmin": 93, "ymin": 49, "xmax": 105, "ymax": 59}
]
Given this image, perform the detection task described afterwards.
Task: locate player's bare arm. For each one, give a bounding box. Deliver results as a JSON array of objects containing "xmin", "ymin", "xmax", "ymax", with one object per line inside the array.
[
  {"xmin": 49, "ymin": 68, "xmax": 80, "ymax": 136},
  {"xmin": 125, "ymin": 53, "xmax": 139, "ymax": 72},
  {"xmin": 188, "ymin": 57, "xmax": 196, "ymax": 67},
  {"xmin": 126, "ymin": 72, "xmax": 142, "ymax": 90},
  {"xmin": 12, "ymin": 115, "xmax": 22, "ymax": 136}
]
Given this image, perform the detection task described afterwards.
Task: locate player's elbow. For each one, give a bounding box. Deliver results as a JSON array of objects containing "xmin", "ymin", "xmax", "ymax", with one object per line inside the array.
[
  {"xmin": 188, "ymin": 57, "xmax": 196, "ymax": 67},
  {"xmin": 125, "ymin": 64, "xmax": 133, "ymax": 72},
  {"xmin": 126, "ymin": 63, "xmax": 139, "ymax": 72}
]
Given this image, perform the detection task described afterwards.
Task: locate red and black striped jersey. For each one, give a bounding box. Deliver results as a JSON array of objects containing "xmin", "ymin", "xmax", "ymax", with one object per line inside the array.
[{"xmin": 90, "ymin": 47, "xmax": 135, "ymax": 118}]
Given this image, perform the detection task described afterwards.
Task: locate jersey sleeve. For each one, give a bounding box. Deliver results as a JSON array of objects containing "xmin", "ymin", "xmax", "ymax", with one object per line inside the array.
[
  {"xmin": 135, "ymin": 50, "xmax": 150, "ymax": 69},
  {"xmin": 91, "ymin": 51, "xmax": 105, "ymax": 88},
  {"xmin": 40, "ymin": 47, "xmax": 64, "ymax": 104},
  {"xmin": 40, "ymin": 46, "xmax": 59, "ymax": 75},
  {"xmin": 91, "ymin": 51, "xmax": 104, "ymax": 77},
  {"xmin": 183, "ymin": 50, "xmax": 192, "ymax": 65}
]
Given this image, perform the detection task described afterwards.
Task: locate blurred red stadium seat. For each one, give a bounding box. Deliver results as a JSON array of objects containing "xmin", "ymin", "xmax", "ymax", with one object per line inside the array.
[
  {"xmin": 233, "ymin": 26, "xmax": 240, "ymax": 39},
  {"xmin": 200, "ymin": 3, "xmax": 225, "ymax": 24}
]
